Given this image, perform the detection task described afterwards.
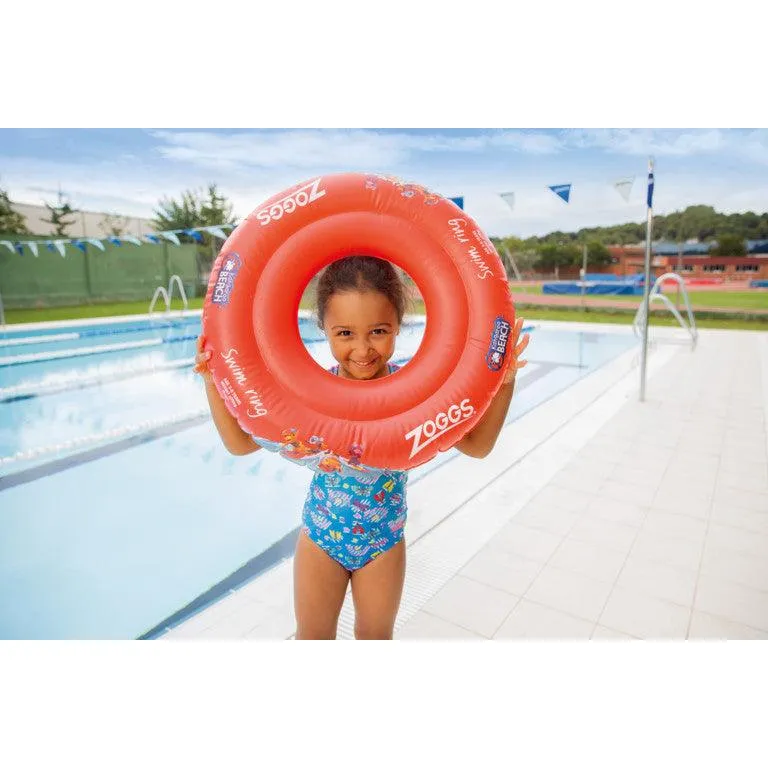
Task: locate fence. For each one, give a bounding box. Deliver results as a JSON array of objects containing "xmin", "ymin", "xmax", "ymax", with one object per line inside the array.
[{"xmin": 0, "ymin": 238, "xmax": 200, "ymax": 309}]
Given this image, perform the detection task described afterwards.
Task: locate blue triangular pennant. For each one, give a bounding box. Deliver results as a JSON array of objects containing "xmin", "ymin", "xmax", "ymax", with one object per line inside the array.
[
  {"xmin": 108, "ymin": 237, "xmax": 122, "ymax": 246},
  {"xmin": 548, "ymin": 184, "xmax": 572, "ymax": 203},
  {"xmin": 145, "ymin": 234, "xmax": 160, "ymax": 244},
  {"xmin": 184, "ymin": 229, "xmax": 204, "ymax": 242},
  {"xmin": 448, "ymin": 196, "xmax": 464, "ymax": 210},
  {"xmin": 72, "ymin": 239, "xmax": 87, "ymax": 253}
]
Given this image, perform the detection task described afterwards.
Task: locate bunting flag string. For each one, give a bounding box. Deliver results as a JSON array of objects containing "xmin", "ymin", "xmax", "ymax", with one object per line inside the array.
[
  {"xmin": 0, "ymin": 173, "xmax": 647, "ymax": 259},
  {"xmin": 548, "ymin": 184, "xmax": 572, "ymax": 204},
  {"xmin": 0, "ymin": 224, "xmax": 237, "ymax": 257}
]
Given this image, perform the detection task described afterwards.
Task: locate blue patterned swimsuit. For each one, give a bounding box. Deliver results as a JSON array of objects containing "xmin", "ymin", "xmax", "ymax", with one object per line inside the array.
[
  {"xmin": 251, "ymin": 363, "xmax": 408, "ymax": 570},
  {"xmin": 302, "ymin": 460, "xmax": 407, "ymax": 571},
  {"xmin": 302, "ymin": 363, "xmax": 408, "ymax": 570}
]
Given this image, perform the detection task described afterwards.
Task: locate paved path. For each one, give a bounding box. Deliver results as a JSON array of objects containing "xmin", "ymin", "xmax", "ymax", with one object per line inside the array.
[{"xmin": 397, "ymin": 329, "xmax": 768, "ymax": 639}]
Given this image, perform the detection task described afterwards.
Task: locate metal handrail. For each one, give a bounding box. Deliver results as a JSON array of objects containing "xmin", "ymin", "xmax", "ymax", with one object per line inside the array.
[
  {"xmin": 148, "ymin": 274, "xmax": 189, "ymax": 315},
  {"xmin": 168, "ymin": 274, "xmax": 189, "ymax": 312},
  {"xmin": 633, "ymin": 272, "xmax": 698, "ymax": 347},
  {"xmin": 149, "ymin": 286, "xmax": 170, "ymax": 315}
]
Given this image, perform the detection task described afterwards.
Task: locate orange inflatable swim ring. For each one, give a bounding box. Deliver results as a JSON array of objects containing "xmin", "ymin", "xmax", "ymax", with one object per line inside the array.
[{"xmin": 202, "ymin": 172, "xmax": 515, "ymax": 472}]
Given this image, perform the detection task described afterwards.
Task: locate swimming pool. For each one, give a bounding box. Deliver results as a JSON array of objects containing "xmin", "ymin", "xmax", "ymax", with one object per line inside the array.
[{"xmin": 0, "ymin": 312, "xmax": 638, "ymax": 639}]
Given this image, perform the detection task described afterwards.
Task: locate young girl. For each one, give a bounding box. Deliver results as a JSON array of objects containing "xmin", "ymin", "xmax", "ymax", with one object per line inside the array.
[{"xmin": 194, "ymin": 255, "xmax": 529, "ymax": 640}]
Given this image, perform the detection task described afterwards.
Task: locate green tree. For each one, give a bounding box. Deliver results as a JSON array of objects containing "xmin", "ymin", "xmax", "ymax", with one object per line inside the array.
[
  {"xmin": 0, "ymin": 186, "xmax": 29, "ymax": 235},
  {"xmin": 153, "ymin": 183, "xmax": 236, "ymax": 232},
  {"xmin": 490, "ymin": 236, "xmax": 540, "ymax": 277},
  {"xmin": 713, "ymin": 233, "xmax": 746, "ymax": 256},
  {"xmin": 535, "ymin": 243, "xmax": 580, "ymax": 277},
  {"xmin": 42, "ymin": 190, "xmax": 77, "ymax": 237},
  {"xmin": 153, "ymin": 184, "xmax": 238, "ymax": 290},
  {"xmin": 503, "ymin": 205, "xmax": 768, "ymax": 252},
  {"xmin": 585, "ymin": 240, "xmax": 612, "ymax": 266}
]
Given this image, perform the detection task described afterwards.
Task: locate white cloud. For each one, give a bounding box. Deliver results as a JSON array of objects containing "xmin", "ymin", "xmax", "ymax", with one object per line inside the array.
[
  {"xmin": 150, "ymin": 129, "xmax": 565, "ymax": 172},
  {"xmin": 567, "ymin": 128, "xmax": 768, "ymax": 163}
]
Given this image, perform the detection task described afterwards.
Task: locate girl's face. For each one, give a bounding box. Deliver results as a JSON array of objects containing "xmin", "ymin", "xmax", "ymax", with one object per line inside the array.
[{"xmin": 323, "ymin": 290, "xmax": 400, "ymax": 380}]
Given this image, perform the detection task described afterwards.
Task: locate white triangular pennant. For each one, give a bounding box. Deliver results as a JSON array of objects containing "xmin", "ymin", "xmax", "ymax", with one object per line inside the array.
[
  {"xmin": 613, "ymin": 177, "xmax": 635, "ymax": 202},
  {"xmin": 499, "ymin": 192, "xmax": 515, "ymax": 212},
  {"xmin": 206, "ymin": 226, "xmax": 229, "ymax": 240},
  {"xmin": 54, "ymin": 240, "xmax": 67, "ymax": 257},
  {"xmin": 123, "ymin": 236, "xmax": 142, "ymax": 246},
  {"xmin": 1, "ymin": 241, "xmax": 14, "ymax": 254},
  {"xmin": 28, "ymin": 241, "xmax": 39, "ymax": 257},
  {"xmin": 160, "ymin": 232, "xmax": 181, "ymax": 246},
  {"xmin": 86, "ymin": 238, "xmax": 106, "ymax": 251}
]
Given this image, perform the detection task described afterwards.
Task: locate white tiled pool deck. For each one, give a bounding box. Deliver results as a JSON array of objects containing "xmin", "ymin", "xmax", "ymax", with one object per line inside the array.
[{"xmin": 162, "ymin": 322, "xmax": 768, "ymax": 641}]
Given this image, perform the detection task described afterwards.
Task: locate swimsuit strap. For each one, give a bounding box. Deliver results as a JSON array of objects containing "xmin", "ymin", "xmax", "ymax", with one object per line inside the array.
[{"xmin": 330, "ymin": 363, "xmax": 397, "ymax": 376}]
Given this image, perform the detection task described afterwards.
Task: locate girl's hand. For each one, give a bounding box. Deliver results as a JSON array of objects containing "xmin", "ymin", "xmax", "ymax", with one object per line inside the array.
[
  {"xmin": 503, "ymin": 317, "xmax": 530, "ymax": 385},
  {"xmin": 194, "ymin": 335, "xmax": 214, "ymax": 384}
]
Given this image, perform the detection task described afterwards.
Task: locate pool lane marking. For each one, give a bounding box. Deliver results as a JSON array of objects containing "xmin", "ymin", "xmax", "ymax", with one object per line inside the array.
[
  {"xmin": 0, "ymin": 413, "xmax": 210, "ymax": 491},
  {"xmin": 0, "ymin": 332, "xmax": 82, "ymax": 347},
  {"xmin": 0, "ymin": 339, "xmax": 162, "ymax": 366},
  {"xmin": 0, "ymin": 357, "xmax": 196, "ymax": 403},
  {"xmin": 0, "ymin": 335, "xmax": 199, "ymax": 367}
]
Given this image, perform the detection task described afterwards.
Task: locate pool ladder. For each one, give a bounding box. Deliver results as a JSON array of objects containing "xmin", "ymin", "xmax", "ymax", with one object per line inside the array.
[
  {"xmin": 149, "ymin": 274, "xmax": 189, "ymax": 316},
  {"xmin": 633, "ymin": 272, "xmax": 698, "ymax": 347}
]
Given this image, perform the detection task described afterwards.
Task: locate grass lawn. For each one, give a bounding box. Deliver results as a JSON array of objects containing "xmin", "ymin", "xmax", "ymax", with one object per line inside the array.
[
  {"xmin": 5, "ymin": 298, "xmax": 205, "ymax": 325},
  {"xmin": 514, "ymin": 306, "xmax": 768, "ymax": 331}
]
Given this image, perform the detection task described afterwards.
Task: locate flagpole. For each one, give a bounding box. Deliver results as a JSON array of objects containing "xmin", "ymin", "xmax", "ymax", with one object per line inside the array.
[{"xmin": 639, "ymin": 156, "xmax": 655, "ymax": 402}]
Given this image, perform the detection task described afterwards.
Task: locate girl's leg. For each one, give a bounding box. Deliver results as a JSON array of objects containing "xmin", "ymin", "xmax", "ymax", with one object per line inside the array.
[
  {"xmin": 293, "ymin": 532, "xmax": 351, "ymax": 640},
  {"xmin": 349, "ymin": 539, "xmax": 406, "ymax": 640}
]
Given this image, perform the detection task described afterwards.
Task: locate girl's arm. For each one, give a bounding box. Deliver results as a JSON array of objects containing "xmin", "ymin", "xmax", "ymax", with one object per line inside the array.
[
  {"xmin": 454, "ymin": 318, "xmax": 530, "ymax": 459},
  {"xmin": 195, "ymin": 336, "xmax": 262, "ymax": 456}
]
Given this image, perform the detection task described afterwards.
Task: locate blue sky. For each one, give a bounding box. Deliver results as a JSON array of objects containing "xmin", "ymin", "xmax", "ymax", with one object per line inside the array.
[{"xmin": 2, "ymin": 128, "xmax": 767, "ymax": 238}]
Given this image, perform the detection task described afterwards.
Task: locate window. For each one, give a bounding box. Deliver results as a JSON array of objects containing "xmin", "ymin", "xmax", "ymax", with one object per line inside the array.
[
  {"xmin": 679, "ymin": 265, "xmax": 694, "ymax": 273},
  {"xmin": 735, "ymin": 264, "xmax": 759, "ymax": 273},
  {"xmin": 703, "ymin": 264, "xmax": 725, "ymax": 273}
]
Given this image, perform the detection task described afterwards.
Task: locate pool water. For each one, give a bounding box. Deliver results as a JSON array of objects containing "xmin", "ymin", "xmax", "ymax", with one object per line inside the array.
[{"xmin": 0, "ymin": 313, "xmax": 637, "ymax": 639}]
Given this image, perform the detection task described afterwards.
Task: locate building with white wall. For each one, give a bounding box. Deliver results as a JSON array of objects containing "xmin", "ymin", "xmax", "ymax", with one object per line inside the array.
[{"xmin": 10, "ymin": 202, "xmax": 155, "ymax": 238}]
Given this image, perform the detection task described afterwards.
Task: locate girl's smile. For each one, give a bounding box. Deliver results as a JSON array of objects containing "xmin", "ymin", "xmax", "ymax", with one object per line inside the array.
[{"xmin": 322, "ymin": 290, "xmax": 400, "ymax": 380}]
